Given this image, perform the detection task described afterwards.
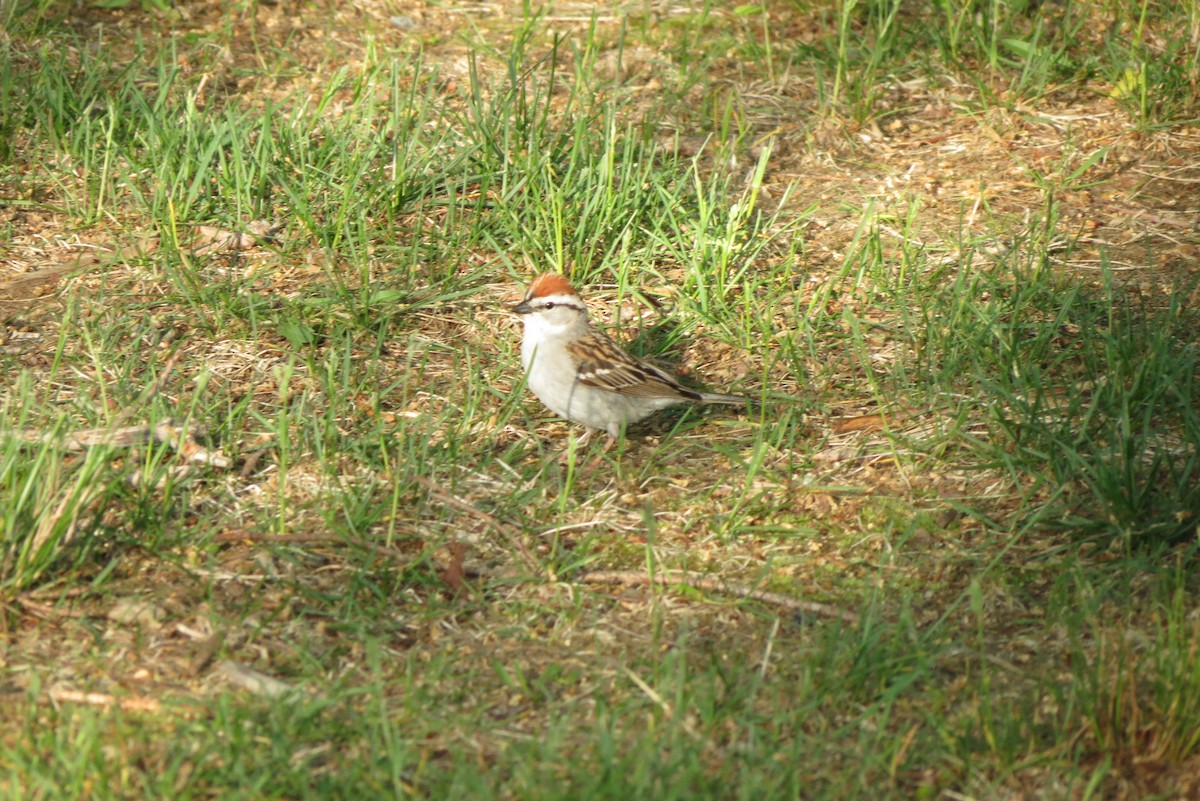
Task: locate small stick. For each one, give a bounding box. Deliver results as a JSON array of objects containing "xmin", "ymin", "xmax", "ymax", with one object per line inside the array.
[
  {"xmin": 106, "ymin": 338, "xmax": 184, "ymax": 431},
  {"xmin": 216, "ymin": 660, "xmax": 292, "ymax": 698},
  {"xmin": 23, "ymin": 586, "xmax": 89, "ymax": 600},
  {"xmin": 47, "ymin": 688, "xmax": 162, "ymax": 714},
  {"xmin": 16, "ymin": 420, "xmax": 227, "ymax": 465},
  {"xmin": 211, "ymin": 531, "xmax": 409, "ymax": 560},
  {"xmin": 186, "ymin": 630, "xmax": 226, "ymax": 677},
  {"xmin": 579, "ymin": 570, "xmax": 859, "ymax": 623},
  {"xmin": 7, "ymin": 341, "xmax": 230, "ymax": 466},
  {"xmin": 411, "ymin": 475, "xmax": 541, "ymax": 573},
  {"xmin": 13, "ymin": 596, "xmax": 89, "ymax": 619},
  {"xmin": 411, "ymin": 475, "xmax": 506, "ymax": 529},
  {"xmin": 238, "ymin": 442, "xmax": 272, "ymax": 478}
]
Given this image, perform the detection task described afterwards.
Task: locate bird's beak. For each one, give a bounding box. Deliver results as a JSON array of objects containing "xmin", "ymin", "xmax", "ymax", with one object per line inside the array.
[{"xmin": 512, "ymin": 299, "xmax": 533, "ymax": 314}]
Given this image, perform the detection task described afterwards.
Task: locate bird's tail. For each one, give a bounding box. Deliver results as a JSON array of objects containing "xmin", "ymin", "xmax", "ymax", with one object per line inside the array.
[{"xmin": 698, "ymin": 392, "xmax": 749, "ymax": 405}]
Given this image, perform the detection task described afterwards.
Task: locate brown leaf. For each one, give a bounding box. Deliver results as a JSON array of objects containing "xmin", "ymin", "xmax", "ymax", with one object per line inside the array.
[{"xmin": 437, "ymin": 542, "xmax": 469, "ymax": 595}]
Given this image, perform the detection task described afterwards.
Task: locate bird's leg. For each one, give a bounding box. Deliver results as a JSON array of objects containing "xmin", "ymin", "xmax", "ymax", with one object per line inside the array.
[
  {"xmin": 581, "ymin": 433, "xmax": 617, "ymax": 473},
  {"xmin": 556, "ymin": 428, "xmax": 616, "ymax": 472}
]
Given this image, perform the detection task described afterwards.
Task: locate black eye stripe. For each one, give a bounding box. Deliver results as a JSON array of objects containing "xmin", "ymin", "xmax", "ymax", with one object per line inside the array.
[{"xmin": 537, "ymin": 298, "xmax": 586, "ymax": 312}]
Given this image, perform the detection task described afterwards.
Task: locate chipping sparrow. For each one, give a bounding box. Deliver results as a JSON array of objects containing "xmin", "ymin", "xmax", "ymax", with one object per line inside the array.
[{"xmin": 512, "ymin": 273, "xmax": 748, "ymax": 437}]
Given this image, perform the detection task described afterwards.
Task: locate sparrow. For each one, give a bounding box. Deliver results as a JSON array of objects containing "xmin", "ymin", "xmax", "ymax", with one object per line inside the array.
[{"xmin": 511, "ymin": 273, "xmax": 748, "ymax": 438}]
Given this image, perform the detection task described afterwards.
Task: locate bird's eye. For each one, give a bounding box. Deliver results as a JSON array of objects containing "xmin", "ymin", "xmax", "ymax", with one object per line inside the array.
[{"xmin": 543, "ymin": 302, "xmax": 556, "ymax": 309}]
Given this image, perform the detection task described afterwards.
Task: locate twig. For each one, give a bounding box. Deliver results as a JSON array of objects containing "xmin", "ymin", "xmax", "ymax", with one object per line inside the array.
[
  {"xmin": 186, "ymin": 630, "xmax": 226, "ymax": 677},
  {"xmin": 211, "ymin": 531, "xmax": 410, "ymax": 560},
  {"xmin": 411, "ymin": 475, "xmax": 541, "ymax": 572},
  {"xmin": 13, "ymin": 419, "xmax": 229, "ymax": 467},
  {"xmin": 579, "ymin": 570, "xmax": 860, "ymax": 623},
  {"xmin": 23, "ymin": 585, "xmax": 89, "ymax": 600},
  {"xmin": 108, "ymin": 338, "xmax": 184, "ymax": 431},
  {"xmin": 624, "ymin": 667, "xmax": 702, "ymax": 740},
  {"xmin": 6, "ymin": 342, "xmax": 229, "ymax": 467},
  {"xmin": 48, "ymin": 688, "xmax": 162, "ymax": 713},
  {"xmin": 13, "ymin": 596, "xmax": 89, "ymax": 619},
  {"xmin": 216, "ymin": 660, "xmax": 293, "ymax": 699},
  {"xmin": 412, "ymin": 474, "xmax": 506, "ymax": 528},
  {"xmin": 238, "ymin": 441, "xmax": 273, "ymax": 478}
]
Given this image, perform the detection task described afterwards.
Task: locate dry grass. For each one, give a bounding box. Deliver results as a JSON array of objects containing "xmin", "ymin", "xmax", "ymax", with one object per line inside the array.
[{"xmin": 3, "ymin": 0, "xmax": 1200, "ymax": 798}]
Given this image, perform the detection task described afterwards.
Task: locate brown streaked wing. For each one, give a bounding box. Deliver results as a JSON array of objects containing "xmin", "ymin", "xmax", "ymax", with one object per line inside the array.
[{"xmin": 567, "ymin": 334, "xmax": 696, "ymax": 400}]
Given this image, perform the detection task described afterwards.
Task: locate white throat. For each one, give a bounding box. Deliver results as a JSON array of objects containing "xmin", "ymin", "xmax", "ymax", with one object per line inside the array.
[{"xmin": 519, "ymin": 293, "xmax": 590, "ymax": 368}]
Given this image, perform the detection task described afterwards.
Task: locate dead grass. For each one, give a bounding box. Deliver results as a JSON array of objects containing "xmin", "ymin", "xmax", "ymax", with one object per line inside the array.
[{"xmin": 3, "ymin": 0, "xmax": 1200, "ymax": 798}]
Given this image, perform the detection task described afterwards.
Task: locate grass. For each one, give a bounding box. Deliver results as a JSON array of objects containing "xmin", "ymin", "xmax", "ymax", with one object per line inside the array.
[{"xmin": 3, "ymin": 0, "xmax": 1200, "ymax": 798}]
